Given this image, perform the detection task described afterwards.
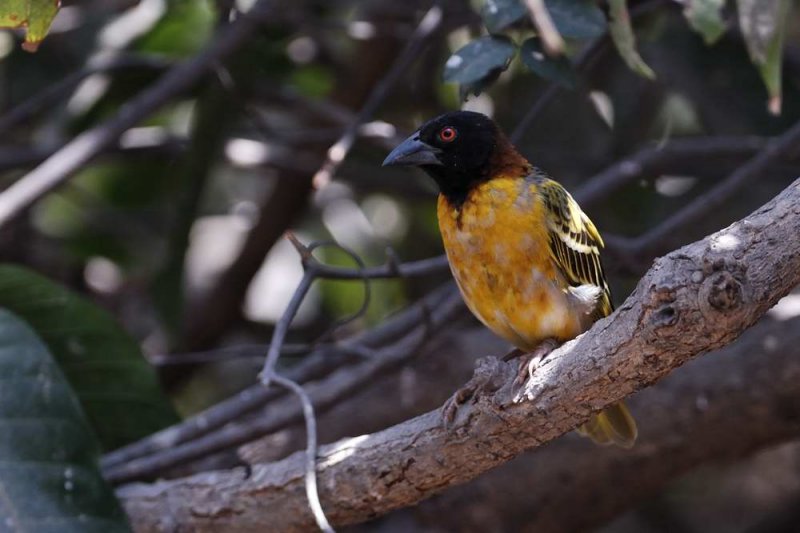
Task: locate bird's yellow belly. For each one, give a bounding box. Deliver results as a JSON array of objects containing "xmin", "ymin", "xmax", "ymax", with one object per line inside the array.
[{"xmin": 438, "ymin": 183, "xmax": 582, "ymax": 350}]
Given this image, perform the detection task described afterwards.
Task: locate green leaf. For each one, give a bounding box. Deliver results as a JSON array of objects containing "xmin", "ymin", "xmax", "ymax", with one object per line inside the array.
[
  {"xmin": 480, "ymin": 0, "xmax": 607, "ymax": 38},
  {"xmin": 458, "ymin": 71, "xmax": 504, "ymax": 101},
  {"xmin": 0, "ymin": 308, "xmax": 130, "ymax": 532},
  {"xmin": 519, "ymin": 38, "xmax": 578, "ymax": 88},
  {"xmin": 0, "ymin": 0, "xmax": 60, "ymax": 52},
  {"xmin": 683, "ymin": 0, "xmax": 728, "ymax": 44},
  {"xmin": 608, "ymin": 0, "xmax": 656, "ymax": 80},
  {"xmin": 134, "ymin": 0, "xmax": 214, "ymax": 58},
  {"xmin": 481, "ymin": 0, "xmax": 527, "ymax": 33},
  {"xmin": 546, "ymin": 0, "xmax": 607, "ymax": 39},
  {"xmin": 0, "ymin": 265, "xmax": 179, "ymax": 450},
  {"xmin": 737, "ymin": 0, "xmax": 790, "ymax": 114},
  {"xmin": 443, "ymin": 35, "xmax": 517, "ymax": 85}
]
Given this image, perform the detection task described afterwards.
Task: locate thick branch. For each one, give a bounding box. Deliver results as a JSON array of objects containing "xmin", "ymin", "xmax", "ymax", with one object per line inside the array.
[
  {"xmin": 118, "ymin": 178, "xmax": 800, "ymax": 531},
  {"xmin": 416, "ymin": 313, "xmax": 800, "ymax": 532}
]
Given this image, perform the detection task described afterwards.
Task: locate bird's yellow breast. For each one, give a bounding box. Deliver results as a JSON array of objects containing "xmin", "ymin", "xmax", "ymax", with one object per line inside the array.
[{"xmin": 438, "ymin": 177, "xmax": 583, "ymax": 350}]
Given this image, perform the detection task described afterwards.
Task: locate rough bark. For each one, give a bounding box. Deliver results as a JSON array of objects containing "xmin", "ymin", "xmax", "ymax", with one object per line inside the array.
[
  {"xmin": 413, "ymin": 312, "xmax": 800, "ymax": 532},
  {"xmin": 118, "ymin": 178, "xmax": 800, "ymax": 532}
]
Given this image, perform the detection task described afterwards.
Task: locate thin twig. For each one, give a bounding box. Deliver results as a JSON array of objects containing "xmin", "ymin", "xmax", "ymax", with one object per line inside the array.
[
  {"xmin": 271, "ymin": 374, "xmax": 334, "ymax": 533},
  {"xmin": 149, "ymin": 343, "xmax": 347, "ymax": 367},
  {"xmin": 523, "ymin": 0, "xmax": 564, "ymax": 56},
  {"xmin": 574, "ymin": 136, "xmax": 769, "ymax": 206},
  {"xmin": 510, "ymin": 84, "xmax": 559, "ymax": 144},
  {"xmin": 0, "ymin": 139, "xmax": 186, "ymax": 173},
  {"xmin": 296, "ymin": 239, "xmax": 373, "ymax": 340},
  {"xmin": 311, "ymin": 2, "xmax": 444, "ymax": 189},
  {"xmin": 258, "ymin": 241, "xmax": 317, "ymax": 387},
  {"xmin": 304, "ymin": 251, "xmax": 448, "ymax": 281},
  {"xmin": 241, "ymin": 234, "xmax": 335, "ymax": 530},
  {"xmin": 0, "ymin": 55, "xmax": 170, "ymax": 136}
]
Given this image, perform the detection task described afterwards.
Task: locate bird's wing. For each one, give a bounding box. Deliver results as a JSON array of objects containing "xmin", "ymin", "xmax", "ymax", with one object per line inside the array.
[{"xmin": 535, "ymin": 175, "xmax": 613, "ymax": 317}]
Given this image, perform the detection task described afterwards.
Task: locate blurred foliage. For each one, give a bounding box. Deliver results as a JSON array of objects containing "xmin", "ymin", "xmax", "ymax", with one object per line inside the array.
[
  {"xmin": 134, "ymin": 0, "xmax": 214, "ymax": 57},
  {"xmin": 0, "ymin": 308, "xmax": 129, "ymax": 531},
  {"xmin": 445, "ymin": 0, "xmax": 794, "ymax": 113},
  {"xmin": 0, "ymin": 265, "xmax": 179, "ymax": 450},
  {"xmin": 737, "ymin": 0, "xmax": 791, "ymax": 114},
  {"xmin": 608, "ymin": 0, "xmax": 656, "ymax": 79}
]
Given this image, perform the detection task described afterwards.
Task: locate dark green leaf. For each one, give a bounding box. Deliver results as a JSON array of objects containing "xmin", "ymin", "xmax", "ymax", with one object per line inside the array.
[
  {"xmin": 546, "ymin": 0, "xmax": 607, "ymax": 39},
  {"xmin": 0, "ymin": 308, "xmax": 130, "ymax": 532},
  {"xmin": 443, "ymin": 36, "xmax": 517, "ymax": 85},
  {"xmin": 608, "ymin": 0, "xmax": 656, "ymax": 79},
  {"xmin": 0, "ymin": 0, "xmax": 60, "ymax": 52},
  {"xmin": 737, "ymin": 0, "xmax": 790, "ymax": 114},
  {"xmin": 683, "ymin": 0, "xmax": 728, "ymax": 44},
  {"xmin": 519, "ymin": 38, "xmax": 578, "ymax": 88},
  {"xmin": 0, "ymin": 265, "xmax": 179, "ymax": 450},
  {"xmin": 481, "ymin": 0, "xmax": 527, "ymax": 33},
  {"xmin": 458, "ymin": 69, "xmax": 504, "ymax": 100},
  {"xmin": 480, "ymin": 0, "xmax": 607, "ymax": 38}
]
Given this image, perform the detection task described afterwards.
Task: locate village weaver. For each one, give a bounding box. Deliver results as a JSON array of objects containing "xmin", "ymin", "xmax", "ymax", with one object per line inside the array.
[{"xmin": 383, "ymin": 111, "xmax": 637, "ymax": 447}]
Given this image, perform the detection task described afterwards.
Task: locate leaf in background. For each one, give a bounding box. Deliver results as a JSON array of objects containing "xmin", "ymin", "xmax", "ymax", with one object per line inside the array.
[
  {"xmin": 0, "ymin": 265, "xmax": 179, "ymax": 450},
  {"xmin": 608, "ymin": 0, "xmax": 656, "ymax": 79},
  {"xmin": 519, "ymin": 37, "xmax": 578, "ymax": 88},
  {"xmin": 0, "ymin": 309, "xmax": 130, "ymax": 532},
  {"xmin": 134, "ymin": 0, "xmax": 214, "ymax": 58},
  {"xmin": 458, "ymin": 70, "xmax": 505, "ymax": 101},
  {"xmin": 737, "ymin": 0, "xmax": 790, "ymax": 114},
  {"xmin": 683, "ymin": 0, "xmax": 728, "ymax": 45},
  {"xmin": 0, "ymin": 0, "xmax": 60, "ymax": 52},
  {"xmin": 443, "ymin": 35, "xmax": 516, "ymax": 86},
  {"xmin": 481, "ymin": 0, "xmax": 527, "ymax": 33},
  {"xmin": 546, "ymin": 0, "xmax": 606, "ymax": 40}
]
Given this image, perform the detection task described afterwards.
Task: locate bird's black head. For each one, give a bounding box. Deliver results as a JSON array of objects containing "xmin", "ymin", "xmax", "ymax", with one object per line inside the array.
[{"xmin": 383, "ymin": 111, "xmax": 513, "ymax": 206}]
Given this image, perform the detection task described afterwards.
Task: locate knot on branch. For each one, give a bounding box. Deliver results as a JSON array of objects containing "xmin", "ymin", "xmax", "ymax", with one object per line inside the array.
[
  {"xmin": 701, "ymin": 270, "xmax": 744, "ymax": 312},
  {"xmin": 645, "ymin": 288, "xmax": 678, "ymax": 331}
]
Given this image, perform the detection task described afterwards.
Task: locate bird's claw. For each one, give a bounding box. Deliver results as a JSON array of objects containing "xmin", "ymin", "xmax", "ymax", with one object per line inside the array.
[{"xmin": 511, "ymin": 338, "xmax": 560, "ymax": 403}]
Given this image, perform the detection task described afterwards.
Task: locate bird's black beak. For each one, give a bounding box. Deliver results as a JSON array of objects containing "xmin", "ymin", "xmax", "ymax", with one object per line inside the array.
[{"xmin": 382, "ymin": 135, "xmax": 443, "ymax": 167}]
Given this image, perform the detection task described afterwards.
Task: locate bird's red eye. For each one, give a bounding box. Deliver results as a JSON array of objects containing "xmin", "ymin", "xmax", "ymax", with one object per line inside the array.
[{"xmin": 438, "ymin": 126, "xmax": 457, "ymax": 143}]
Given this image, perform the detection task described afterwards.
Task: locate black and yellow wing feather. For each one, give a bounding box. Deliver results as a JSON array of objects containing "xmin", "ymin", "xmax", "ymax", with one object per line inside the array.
[
  {"xmin": 532, "ymin": 173, "xmax": 637, "ymax": 447},
  {"xmin": 534, "ymin": 174, "xmax": 613, "ymax": 319}
]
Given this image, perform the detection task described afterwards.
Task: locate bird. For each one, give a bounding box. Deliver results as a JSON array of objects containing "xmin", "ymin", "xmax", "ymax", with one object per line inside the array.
[{"xmin": 382, "ymin": 110, "xmax": 637, "ymax": 448}]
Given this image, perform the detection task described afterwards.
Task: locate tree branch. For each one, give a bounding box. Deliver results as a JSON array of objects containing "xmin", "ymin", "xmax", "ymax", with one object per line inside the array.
[
  {"xmin": 415, "ymin": 312, "xmax": 800, "ymax": 532},
  {"xmin": 118, "ymin": 178, "xmax": 800, "ymax": 531},
  {"xmin": 0, "ymin": 55, "xmax": 170, "ymax": 138}
]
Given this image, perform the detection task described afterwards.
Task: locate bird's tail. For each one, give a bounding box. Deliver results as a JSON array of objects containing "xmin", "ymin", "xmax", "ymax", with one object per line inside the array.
[{"xmin": 577, "ymin": 401, "xmax": 637, "ymax": 448}]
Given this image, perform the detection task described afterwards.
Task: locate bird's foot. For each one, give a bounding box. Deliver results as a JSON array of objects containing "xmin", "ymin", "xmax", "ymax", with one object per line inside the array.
[
  {"xmin": 442, "ymin": 355, "xmax": 511, "ymax": 426},
  {"xmin": 511, "ymin": 338, "xmax": 560, "ymax": 403},
  {"xmin": 501, "ymin": 347, "xmax": 525, "ymax": 362}
]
